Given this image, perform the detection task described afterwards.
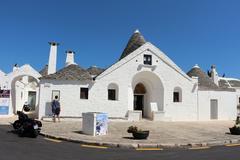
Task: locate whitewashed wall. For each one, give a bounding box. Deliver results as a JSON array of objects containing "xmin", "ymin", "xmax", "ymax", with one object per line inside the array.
[
  {"xmin": 15, "ymin": 81, "xmax": 39, "ymax": 113},
  {"xmin": 38, "ymin": 80, "xmax": 129, "ymax": 118},
  {"xmin": 95, "ymin": 43, "xmax": 198, "ymax": 121},
  {"xmin": 198, "ymin": 90, "xmax": 237, "ymax": 120},
  {"xmin": 39, "ymin": 43, "xmax": 199, "ymax": 120},
  {"xmin": 0, "ymin": 65, "xmax": 41, "ymax": 116},
  {"xmin": 15, "ymin": 81, "xmax": 25, "ymax": 112}
]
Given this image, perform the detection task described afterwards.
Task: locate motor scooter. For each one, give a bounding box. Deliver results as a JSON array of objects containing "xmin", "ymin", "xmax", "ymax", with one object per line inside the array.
[{"xmin": 12, "ymin": 105, "xmax": 42, "ymax": 138}]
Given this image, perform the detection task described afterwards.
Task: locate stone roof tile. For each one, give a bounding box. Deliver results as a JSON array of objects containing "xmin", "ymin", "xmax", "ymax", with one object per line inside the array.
[
  {"xmin": 39, "ymin": 65, "xmax": 48, "ymax": 77},
  {"xmin": 87, "ymin": 66, "xmax": 105, "ymax": 76},
  {"xmin": 187, "ymin": 67, "xmax": 218, "ymax": 89},
  {"xmin": 40, "ymin": 64, "xmax": 92, "ymax": 81},
  {"xmin": 187, "ymin": 66, "xmax": 235, "ymax": 91}
]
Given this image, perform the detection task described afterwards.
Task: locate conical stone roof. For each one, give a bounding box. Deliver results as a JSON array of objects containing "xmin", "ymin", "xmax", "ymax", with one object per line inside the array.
[
  {"xmin": 187, "ymin": 65, "xmax": 219, "ymax": 90},
  {"xmin": 119, "ymin": 30, "xmax": 146, "ymax": 60},
  {"xmin": 87, "ymin": 66, "xmax": 105, "ymax": 76}
]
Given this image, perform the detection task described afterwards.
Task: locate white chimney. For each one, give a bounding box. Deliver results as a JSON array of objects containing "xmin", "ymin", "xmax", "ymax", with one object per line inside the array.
[
  {"xmin": 13, "ymin": 64, "xmax": 19, "ymax": 72},
  {"xmin": 47, "ymin": 42, "xmax": 59, "ymax": 75},
  {"xmin": 65, "ymin": 50, "xmax": 76, "ymax": 66},
  {"xmin": 210, "ymin": 65, "xmax": 219, "ymax": 86}
]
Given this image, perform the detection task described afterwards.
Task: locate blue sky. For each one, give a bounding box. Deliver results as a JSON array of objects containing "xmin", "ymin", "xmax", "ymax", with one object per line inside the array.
[{"xmin": 0, "ymin": 0, "xmax": 240, "ymax": 78}]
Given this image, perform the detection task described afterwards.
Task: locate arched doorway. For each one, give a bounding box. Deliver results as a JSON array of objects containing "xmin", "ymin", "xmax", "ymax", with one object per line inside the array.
[
  {"xmin": 11, "ymin": 75, "xmax": 39, "ymax": 114},
  {"xmin": 134, "ymin": 83, "xmax": 146, "ymax": 116},
  {"xmin": 8, "ymin": 65, "xmax": 41, "ymax": 117},
  {"xmin": 131, "ymin": 71, "xmax": 164, "ymax": 119}
]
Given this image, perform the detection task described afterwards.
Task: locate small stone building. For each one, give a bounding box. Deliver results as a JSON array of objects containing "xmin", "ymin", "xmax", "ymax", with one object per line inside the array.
[
  {"xmin": 1, "ymin": 30, "xmax": 240, "ymax": 120},
  {"xmin": 37, "ymin": 30, "xmax": 240, "ymax": 121}
]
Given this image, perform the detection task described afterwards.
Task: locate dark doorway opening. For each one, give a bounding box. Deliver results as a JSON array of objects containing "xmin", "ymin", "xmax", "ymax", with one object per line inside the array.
[
  {"xmin": 134, "ymin": 83, "xmax": 147, "ymax": 117},
  {"xmin": 28, "ymin": 91, "xmax": 36, "ymax": 111},
  {"xmin": 134, "ymin": 95, "xmax": 144, "ymax": 116}
]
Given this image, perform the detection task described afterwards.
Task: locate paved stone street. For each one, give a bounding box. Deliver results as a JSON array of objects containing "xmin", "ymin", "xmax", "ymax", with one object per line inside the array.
[
  {"xmin": 1, "ymin": 116, "xmax": 240, "ymax": 148},
  {"xmin": 40, "ymin": 119, "xmax": 240, "ymax": 148}
]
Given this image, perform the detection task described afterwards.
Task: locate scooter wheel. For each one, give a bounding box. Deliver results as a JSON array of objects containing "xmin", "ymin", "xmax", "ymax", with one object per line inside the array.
[
  {"xmin": 17, "ymin": 129, "xmax": 24, "ymax": 137},
  {"xmin": 13, "ymin": 120, "xmax": 21, "ymax": 130},
  {"xmin": 31, "ymin": 130, "xmax": 39, "ymax": 138}
]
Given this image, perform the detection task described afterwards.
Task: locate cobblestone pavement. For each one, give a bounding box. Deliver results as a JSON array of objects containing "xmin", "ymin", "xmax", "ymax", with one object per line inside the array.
[
  {"xmin": 1, "ymin": 116, "xmax": 240, "ymax": 148},
  {"xmin": 40, "ymin": 119, "xmax": 240, "ymax": 148}
]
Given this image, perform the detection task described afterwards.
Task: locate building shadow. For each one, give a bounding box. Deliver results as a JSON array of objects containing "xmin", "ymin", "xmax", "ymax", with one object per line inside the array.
[
  {"xmin": 122, "ymin": 136, "xmax": 135, "ymax": 140},
  {"xmin": 72, "ymin": 130, "xmax": 84, "ymax": 134},
  {"xmin": 45, "ymin": 102, "xmax": 52, "ymax": 116}
]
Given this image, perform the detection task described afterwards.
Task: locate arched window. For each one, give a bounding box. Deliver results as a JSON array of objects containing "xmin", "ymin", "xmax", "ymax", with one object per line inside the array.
[
  {"xmin": 173, "ymin": 87, "xmax": 182, "ymax": 102},
  {"xmin": 108, "ymin": 83, "xmax": 118, "ymax": 100}
]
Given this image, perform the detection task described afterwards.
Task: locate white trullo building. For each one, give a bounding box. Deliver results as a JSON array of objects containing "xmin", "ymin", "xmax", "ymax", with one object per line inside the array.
[
  {"xmin": 1, "ymin": 30, "xmax": 240, "ymax": 121},
  {"xmin": 37, "ymin": 30, "xmax": 240, "ymax": 121}
]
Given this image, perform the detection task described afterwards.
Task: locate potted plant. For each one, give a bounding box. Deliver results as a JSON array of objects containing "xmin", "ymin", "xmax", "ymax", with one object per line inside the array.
[
  {"xmin": 229, "ymin": 116, "xmax": 240, "ymax": 135},
  {"xmin": 127, "ymin": 126, "xmax": 149, "ymax": 139}
]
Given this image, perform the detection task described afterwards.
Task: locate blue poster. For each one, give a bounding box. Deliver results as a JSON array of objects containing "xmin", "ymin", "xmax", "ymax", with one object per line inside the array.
[
  {"xmin": 0, "ymin": 106, "xmax": 9, "ymax": 115},
  {"xmin": 96, "ymin": 113, "xmax": 108, "ymax": 135},
  {"xmin": 0, "ymin": 98, "xmax": 10, "ymax": 115}
]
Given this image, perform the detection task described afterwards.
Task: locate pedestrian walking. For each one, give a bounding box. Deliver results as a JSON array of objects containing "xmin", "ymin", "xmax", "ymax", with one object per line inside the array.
[{"xmin": 51, "ymin": 96, "xmax": 61, "ymax": 122}]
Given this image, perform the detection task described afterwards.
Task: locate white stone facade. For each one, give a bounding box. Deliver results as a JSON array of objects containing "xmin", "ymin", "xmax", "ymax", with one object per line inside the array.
[
  {"xmin": 37, "ymin": 42, "xmax": 238, "ymax": 121},
  {"xmin": 0, "ymin": 64, "xmax": 41, "ymax": 117},
  {"xmin": 198, "ymin": 90, "xmax": 237, "ymax": 120},
  {"xmin": 1, "ymin": 32, "xmax": 239, "ymax": 121}
]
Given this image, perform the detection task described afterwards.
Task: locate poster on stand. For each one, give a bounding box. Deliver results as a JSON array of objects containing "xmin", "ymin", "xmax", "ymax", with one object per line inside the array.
[
  {"xmin": 0, "ymin": 98, "xmax": 9, "ymax": 115},
  {"xmin": 0, "ymin": 89, "xmax": 10, "ymax": 115},
  {"xmin": 95, "ymin": 113, "xmax": 108, "ymax": 136}
]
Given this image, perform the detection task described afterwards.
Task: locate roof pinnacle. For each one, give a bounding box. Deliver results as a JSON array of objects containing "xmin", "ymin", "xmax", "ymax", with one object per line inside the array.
[{"xmin": 134, "ymin": 29, "xmax": 140, "ymax": 33}]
